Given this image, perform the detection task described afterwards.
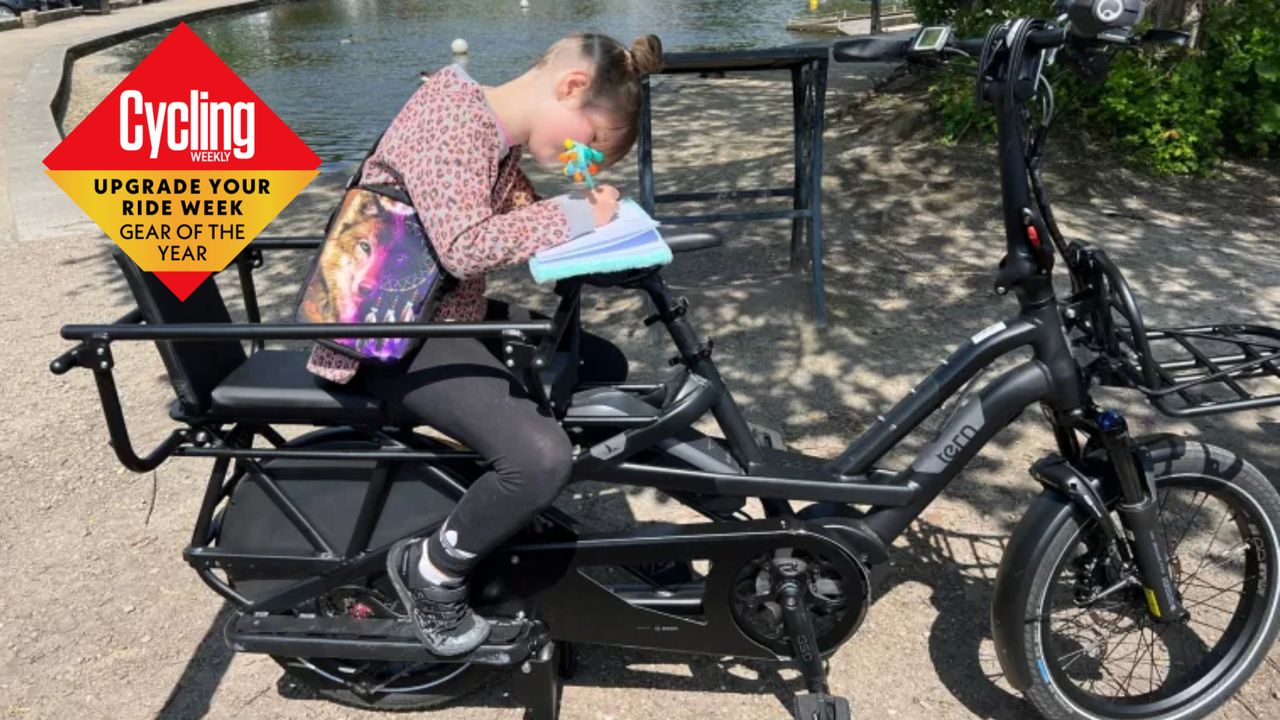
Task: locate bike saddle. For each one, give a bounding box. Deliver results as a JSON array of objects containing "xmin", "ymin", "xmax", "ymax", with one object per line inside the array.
[
  {"xmin": 583, "ymin": 230, "xmax": 725, "ymax": 288},
  {"xmin": 664, "ymin": 230, "xmax": 723, "ymax": 254}
]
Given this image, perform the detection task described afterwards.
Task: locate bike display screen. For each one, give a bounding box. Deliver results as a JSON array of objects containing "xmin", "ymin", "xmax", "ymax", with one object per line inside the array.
[{"xmin": 912, "ymin": 26, "xmax": 950, "ymax": 53}]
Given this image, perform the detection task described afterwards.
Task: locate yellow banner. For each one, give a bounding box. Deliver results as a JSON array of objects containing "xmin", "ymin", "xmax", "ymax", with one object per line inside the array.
[{"xmin": 47, "ymin": 169, "xmax": 318, "ymax": 272}]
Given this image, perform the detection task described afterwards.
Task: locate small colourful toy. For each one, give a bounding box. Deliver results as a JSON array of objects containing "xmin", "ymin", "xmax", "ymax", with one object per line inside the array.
[{"xmin": 560, "ymin": 139, "xmax": 604, "ymax": 189}]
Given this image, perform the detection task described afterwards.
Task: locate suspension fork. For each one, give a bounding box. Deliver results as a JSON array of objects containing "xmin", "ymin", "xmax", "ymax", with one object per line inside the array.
[{"xmin": 1093, "ymin": 409, "xmax": 1186, "ymax": 622}]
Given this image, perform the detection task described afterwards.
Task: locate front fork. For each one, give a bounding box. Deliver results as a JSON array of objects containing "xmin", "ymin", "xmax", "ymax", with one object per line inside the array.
[
  {"xmin": 1092, "ymin": 409, "xmax": 1187, "ymax": 622},
  {"xmin": 1043, "ymin": 407, "xmax": 1186, "ymax": 622}
]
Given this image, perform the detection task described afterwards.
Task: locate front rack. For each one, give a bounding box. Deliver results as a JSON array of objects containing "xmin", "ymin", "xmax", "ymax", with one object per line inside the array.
[
  {"xmin": 1069, "ymin": 244, "xmax": 1280, "ymax": 418},
  {"xmin": 1102, "ymin": 323, "xmax": 1280, "ymax": 417}
]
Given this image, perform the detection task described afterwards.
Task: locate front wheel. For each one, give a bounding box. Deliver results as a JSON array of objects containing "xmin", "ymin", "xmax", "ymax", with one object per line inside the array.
[{"xmin": 1018, "ymin": 440, "xmax": 1280, "ymax": 720}]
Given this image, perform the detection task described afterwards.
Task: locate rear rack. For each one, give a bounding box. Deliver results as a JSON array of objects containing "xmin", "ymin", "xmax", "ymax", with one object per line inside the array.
[{"xmin": 1069, "ymin": 244, "xmax": 1280, "ymax": 418}]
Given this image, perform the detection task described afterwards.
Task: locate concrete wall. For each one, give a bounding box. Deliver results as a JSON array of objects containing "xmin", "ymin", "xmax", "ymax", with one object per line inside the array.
[{"xmin": 22, "ymin": 7, "xmax": 85, "ymax": 28}]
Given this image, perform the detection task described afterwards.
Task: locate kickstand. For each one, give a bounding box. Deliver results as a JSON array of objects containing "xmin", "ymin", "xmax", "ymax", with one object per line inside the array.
[
  {"xmin": 774, "ymin": 559, "xmax": 853, "ymax": 720},
  {"xmin": 515, "ymin": 640, "xmax": 562, "ymax": 720}
]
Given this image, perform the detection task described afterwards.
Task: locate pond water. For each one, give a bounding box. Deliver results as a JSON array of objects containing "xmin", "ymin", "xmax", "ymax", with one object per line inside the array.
[{"xmin": 103, "ymin": 0, "xmax": 867, "ymax": 174}]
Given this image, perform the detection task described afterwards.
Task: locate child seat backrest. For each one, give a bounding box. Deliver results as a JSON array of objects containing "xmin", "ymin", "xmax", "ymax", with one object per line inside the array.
[{"xmin": 112, "ymin": 248, "xmax": 247, "ymax": 415}]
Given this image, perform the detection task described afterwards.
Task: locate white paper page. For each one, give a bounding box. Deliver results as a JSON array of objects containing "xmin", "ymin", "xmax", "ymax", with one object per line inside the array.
[{"xmin": 534, "ymin": 199, "xmax": 659, "ymax": 262}]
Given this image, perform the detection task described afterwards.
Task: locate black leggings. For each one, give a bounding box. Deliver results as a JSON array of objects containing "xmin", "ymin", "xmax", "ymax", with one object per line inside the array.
[{"xmin": 359, "ymin": 300, "xmax": 627, "ymax": 576}]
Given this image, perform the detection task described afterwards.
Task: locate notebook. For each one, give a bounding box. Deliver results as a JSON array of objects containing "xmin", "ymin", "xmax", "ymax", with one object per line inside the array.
[{"xmin": 529, "ymin": 199, "xmax": 672, "ymax": 284}]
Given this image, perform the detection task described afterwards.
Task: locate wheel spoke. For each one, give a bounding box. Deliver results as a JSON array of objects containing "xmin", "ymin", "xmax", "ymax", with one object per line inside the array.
[
  {"xmin": 1116, "ymin": 618, "xmax": 1150, "ymax": 696},
  {"xmin": 1042, "ymin": 477, "xmax": 1274, "ymax": 712},
  {"xmin": 1170, "ymin": 491, "xmax": 1210, "ymax": 557},
  {"xmin": 1187, "ymin": 616, "xmax": 1231, "ymax": 635},
  {"xmin": 1185, "ymin": 541, "xmax": 1250, "ymax": 586},
  {"xmin": 1182, "ymin": 510, "xmax": 1237, "ymax": 585},
  {"xmin": 1183, "ymin": 574, "xmax": 1255, "ymax": 594}
]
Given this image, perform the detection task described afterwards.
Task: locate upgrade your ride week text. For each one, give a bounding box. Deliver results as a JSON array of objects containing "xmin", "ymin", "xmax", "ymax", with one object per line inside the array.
[{"xmin": 95, "ymin": 176, "xmax": 267, "ymax": 262}]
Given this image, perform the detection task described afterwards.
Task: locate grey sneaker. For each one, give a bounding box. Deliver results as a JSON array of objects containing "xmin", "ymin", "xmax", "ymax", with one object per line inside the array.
[{"xmin": 386, "ymin": 537, "xmax": 491, "ymax": 657}]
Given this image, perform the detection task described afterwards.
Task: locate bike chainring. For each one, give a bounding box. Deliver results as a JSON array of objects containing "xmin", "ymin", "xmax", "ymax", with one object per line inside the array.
[{"xmin": 729, "ymin": 547, "xmax": 869, "ymax": 656}]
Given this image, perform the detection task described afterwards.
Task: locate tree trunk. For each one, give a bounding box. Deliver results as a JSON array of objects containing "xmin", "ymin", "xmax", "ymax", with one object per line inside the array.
[{"xmin": 1149, "ymin": 0, "xmax": 1207, "ymax": 48}]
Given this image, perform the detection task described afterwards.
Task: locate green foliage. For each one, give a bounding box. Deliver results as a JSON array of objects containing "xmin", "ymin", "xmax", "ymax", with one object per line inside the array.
[
  {"xmin": 1088, "ymin": 51, "xmax": 1224, "ymax": 174},
  {"xmin": 910, "ymin": 0, "xmax": 1280, "ymax": 174},
  {"xmin": 917, "ymin": 0, "xmax": 1045, "ymax": 35},
  {"xmin": 1201, "ymin": 0, "xmax": 1280, "ymax": 156},
  {"xmin": 929, "ymin": 70, "xmax": 994, "ymax": 140}
]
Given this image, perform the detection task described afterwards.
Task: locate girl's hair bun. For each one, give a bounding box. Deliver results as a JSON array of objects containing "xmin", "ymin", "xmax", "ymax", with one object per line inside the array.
[{"xmin": 629, "ymin": 35, "xmax": 664, "ymax": 78}]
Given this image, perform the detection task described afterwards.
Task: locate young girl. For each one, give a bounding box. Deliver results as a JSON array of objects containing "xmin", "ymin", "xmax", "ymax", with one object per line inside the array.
[{"xmin": 306, "ymin": 33, "xmax": 663, "ymax": 655}]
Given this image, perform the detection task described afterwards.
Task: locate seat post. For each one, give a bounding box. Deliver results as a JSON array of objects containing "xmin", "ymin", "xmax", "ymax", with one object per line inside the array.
[{"xmin": 640, "ymin": 272, "xmax": 764, "ymax": 469}]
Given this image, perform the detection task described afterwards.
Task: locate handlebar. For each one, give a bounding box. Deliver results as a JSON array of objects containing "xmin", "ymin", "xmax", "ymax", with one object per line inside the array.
[
  {"xmin": 953, "ymin": 37, "xmax": 987, "ymax": 55},
  {"xmin": 832, "ymin": 26, "xmax": 1070, "ymax": 65},
  {"xmin": 832, "ymin": 0, "xmax": 1188, "ymax": 68},
  {"xmin": 831, "ymin": 31, "xmax": 914, "ymax": 64}
]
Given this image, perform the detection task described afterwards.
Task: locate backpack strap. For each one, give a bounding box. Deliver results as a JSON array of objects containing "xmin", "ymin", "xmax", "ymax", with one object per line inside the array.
[
  {"xmin": 348, "ymin": 129, "xmax": 414, "ymax": 205},
  {"xmin": 348, "ymin": 129, "xmax": 388, "ymax": 189}
]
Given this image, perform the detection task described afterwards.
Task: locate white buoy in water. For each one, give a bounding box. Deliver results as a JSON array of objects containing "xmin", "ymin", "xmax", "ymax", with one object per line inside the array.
[
  {"xmin": 451, "ymin": 38, "xmax": 469, "ymax": 55},
  {"xmin": 519, "ymin": 0, "xmax": 529, "ymax": 8}
]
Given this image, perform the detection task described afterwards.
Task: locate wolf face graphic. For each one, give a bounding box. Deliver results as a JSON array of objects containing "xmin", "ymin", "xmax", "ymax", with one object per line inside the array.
[
  {"xmin": 297, "ymin": 188, "xmax": 434, "ymax": 359},
  {"xmin": 319, "ymin": 191, "xmax": 393, "ymax": 322}
]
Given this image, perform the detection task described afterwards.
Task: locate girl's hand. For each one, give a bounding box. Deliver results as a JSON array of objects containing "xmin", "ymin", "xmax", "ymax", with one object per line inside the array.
[{"xmin": 587, "ymin": 184, "xmax": 621, "ymax": 227}]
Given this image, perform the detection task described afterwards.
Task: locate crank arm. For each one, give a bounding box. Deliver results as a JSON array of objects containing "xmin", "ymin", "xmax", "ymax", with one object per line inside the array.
[{"xmin": 772, "ymin": 558, "xmax": 853, "ymax": 720}]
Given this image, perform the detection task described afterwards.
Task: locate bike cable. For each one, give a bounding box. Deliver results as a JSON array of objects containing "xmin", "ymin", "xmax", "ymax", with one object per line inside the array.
[{"xmin": 932, "ymin": 366, "xmax": 994, "ymax": 442}]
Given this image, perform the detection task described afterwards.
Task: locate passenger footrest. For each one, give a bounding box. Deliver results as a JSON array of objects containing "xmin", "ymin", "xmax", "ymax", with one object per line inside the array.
[
  {"xmin": 226, "ymin": 612, "xmax": 544, "ymax": 665},
  {"xmin": 792, "ymin": 693, "xmax": 852, "ymax": 720}
]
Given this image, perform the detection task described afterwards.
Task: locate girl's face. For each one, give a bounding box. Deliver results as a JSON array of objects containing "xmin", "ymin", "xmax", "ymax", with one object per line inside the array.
[{"xmin": 526, "ymin": 69, "xmax": 621, "ymax": 166}]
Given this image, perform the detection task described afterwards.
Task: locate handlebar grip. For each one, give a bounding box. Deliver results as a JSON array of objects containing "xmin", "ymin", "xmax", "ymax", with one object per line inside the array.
[
  {"xmin": 1029, "ymin": 27, "xmax": 1068, "ymax": 48},
  {"xmin": 832, "ymin": 32, "xmax": 914, "ymax": 63},
  {"xmin": 953, "ymin": 27, "xmax": 1066, "ymax": 56}
]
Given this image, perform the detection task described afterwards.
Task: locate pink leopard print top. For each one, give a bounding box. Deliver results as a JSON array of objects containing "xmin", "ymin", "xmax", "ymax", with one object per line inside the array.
[{"xmin": 306, "ymin": 65, "xmax": 593, "ymax": 383}]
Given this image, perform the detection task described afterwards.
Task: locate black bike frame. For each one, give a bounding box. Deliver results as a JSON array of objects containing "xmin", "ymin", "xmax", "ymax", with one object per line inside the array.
[{"xmin": 53, "ymin": 22, "xmax": 1179, "ymax": 635}]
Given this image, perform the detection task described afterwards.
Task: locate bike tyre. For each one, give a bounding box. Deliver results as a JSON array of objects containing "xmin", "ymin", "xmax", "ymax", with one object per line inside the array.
[{"xmin": 1015, "ymin": 440, "xmax": 1280, "ymax": 720}]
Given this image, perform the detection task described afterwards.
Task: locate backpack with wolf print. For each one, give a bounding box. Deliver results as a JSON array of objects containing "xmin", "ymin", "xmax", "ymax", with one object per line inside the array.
[{"xmin": 294, "ymin": 134, "xmax": 456, "ymax": 365}]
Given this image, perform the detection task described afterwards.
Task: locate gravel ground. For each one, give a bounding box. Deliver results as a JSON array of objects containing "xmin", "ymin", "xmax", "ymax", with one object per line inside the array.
[{"xmin": 2, "ymin": 60, "xmax": 1278, "ymax": 720}]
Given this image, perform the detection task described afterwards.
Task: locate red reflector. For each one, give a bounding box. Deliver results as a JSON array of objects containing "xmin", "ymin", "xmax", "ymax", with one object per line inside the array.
[{"xmin": 1027, "ymin": 225, "xmax": 1041, "ymax": 248}]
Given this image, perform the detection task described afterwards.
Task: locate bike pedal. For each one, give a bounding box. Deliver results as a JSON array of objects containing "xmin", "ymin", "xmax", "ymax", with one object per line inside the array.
[
  {"xmin": 791, "ymin": 693, "xmax": 851, "ymax": 720},
  {"xmin": 748, "ymin": 422, "xmax": 786, "ymax": 450}
]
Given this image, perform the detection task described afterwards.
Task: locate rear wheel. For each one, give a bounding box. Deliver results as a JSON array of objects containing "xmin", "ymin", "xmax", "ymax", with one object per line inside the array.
[
  {"xmin": 269, "ymin": 585, "xmax": 494, "ymax": 711},
  {"xmin": 1019, "ymin": 441, "xmax": 1280, "ymax": 719},
  {"xmin": 218, "ymin": 432, "xmax": 494, "ymax": 711}
]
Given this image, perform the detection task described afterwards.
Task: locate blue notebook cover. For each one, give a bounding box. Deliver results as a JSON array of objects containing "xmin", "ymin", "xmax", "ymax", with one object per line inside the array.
[{"xmin": 529, "ymin": 201, "xmax": 672, "ymax": 284}]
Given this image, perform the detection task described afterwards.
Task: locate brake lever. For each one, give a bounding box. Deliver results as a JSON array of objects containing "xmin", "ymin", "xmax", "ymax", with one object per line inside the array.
[{"xmin": 1136, "ymin": 29, "xmax": 1191, "ymax": 47}]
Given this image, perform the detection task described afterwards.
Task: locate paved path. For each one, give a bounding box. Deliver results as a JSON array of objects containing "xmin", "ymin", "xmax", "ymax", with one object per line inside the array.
[{"xmin": 0, "ymin": 0, "xmax": 257, "ymax": 247}]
